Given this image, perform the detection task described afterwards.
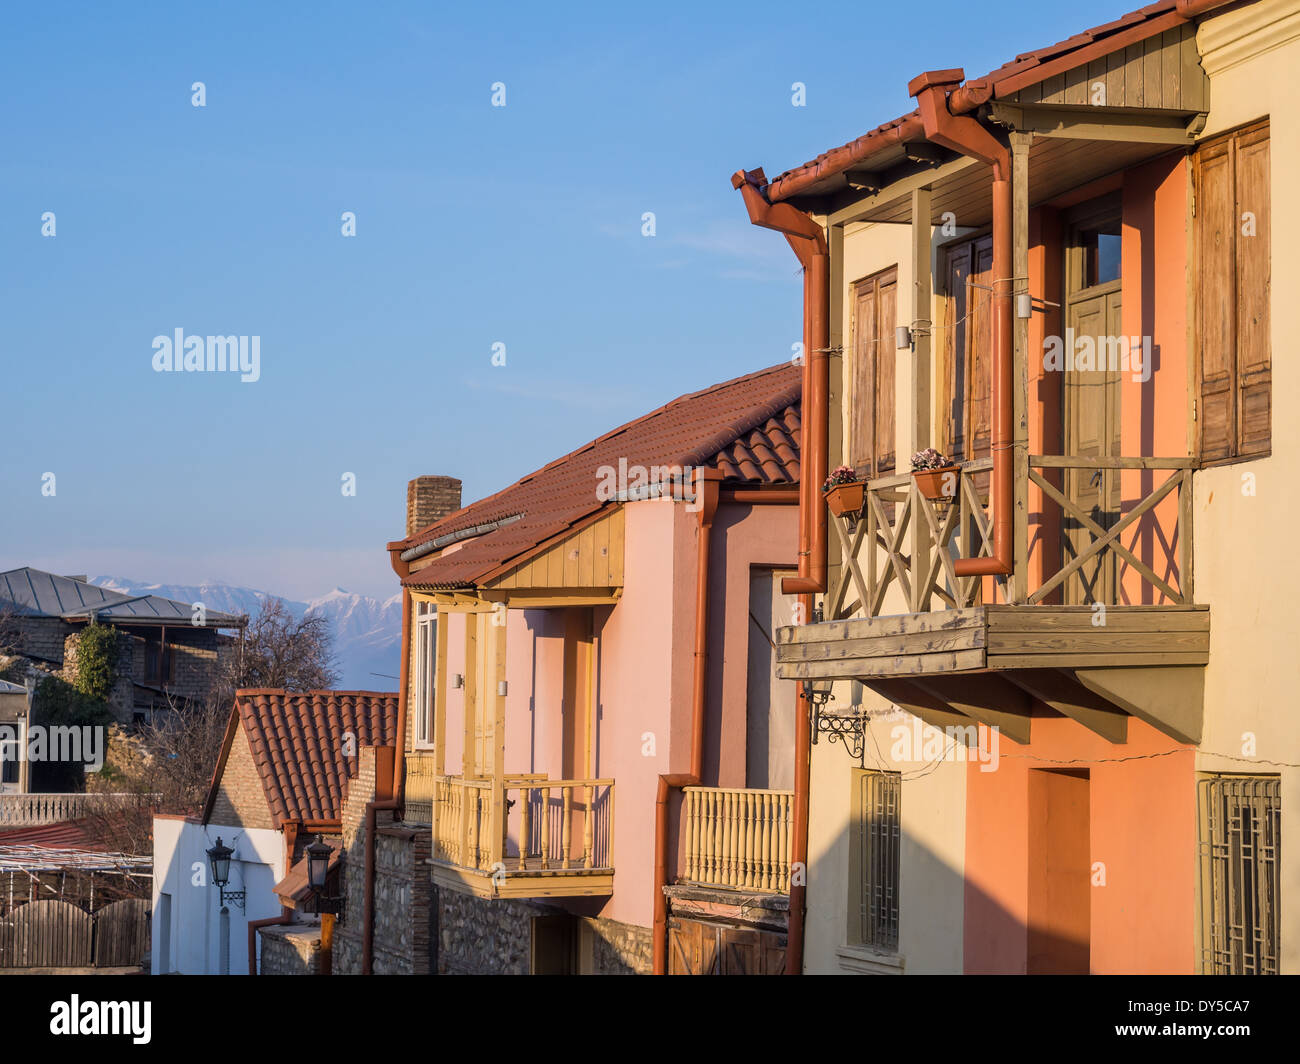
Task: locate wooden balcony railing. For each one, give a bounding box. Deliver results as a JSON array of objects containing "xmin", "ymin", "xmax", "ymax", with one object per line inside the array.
[
  {"xmin": 681, "ymin": 787, "xmax": 793, "ymax": 894},
  {"xmin": 825, "ymin": 456, "xmax": 1194, "ymax": 621},
  {"xmin": 428, "ymin": 775, "xmax": 614, "ymax": 877}
]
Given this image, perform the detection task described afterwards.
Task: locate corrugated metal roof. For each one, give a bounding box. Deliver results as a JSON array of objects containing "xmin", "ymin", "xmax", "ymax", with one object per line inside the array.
[{"xmin": 0, "ymin": 568, "xmax": 244, "ymax": 627}]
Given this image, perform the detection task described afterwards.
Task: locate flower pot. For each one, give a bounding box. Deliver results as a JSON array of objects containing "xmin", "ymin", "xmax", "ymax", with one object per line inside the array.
[
  {"xmin": 824, "ymin": 481, "xmax": 865, "ymax": 517},
  {"xmin": 912, "ymin": 465, "xmax": 959, "ymax": 501}
]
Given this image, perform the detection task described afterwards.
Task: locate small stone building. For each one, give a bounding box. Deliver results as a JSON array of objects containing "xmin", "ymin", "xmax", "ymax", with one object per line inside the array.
[{"xmin": 0, "ymin": 568, "xmax": 246, "ymax": 723}]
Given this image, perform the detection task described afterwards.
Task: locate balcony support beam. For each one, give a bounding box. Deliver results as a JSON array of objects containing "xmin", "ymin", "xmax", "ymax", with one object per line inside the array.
[
  {"xmin": 911, "ymin": 673, "xmax": 1033, "ymax": 744},
  {"xmin": 1074, "ymin": 666, "xmax": 1205, "ymax": 746},
  {"xmin": 1004, "ymin": 668, "xmax": 1129, "ymax": 744}
]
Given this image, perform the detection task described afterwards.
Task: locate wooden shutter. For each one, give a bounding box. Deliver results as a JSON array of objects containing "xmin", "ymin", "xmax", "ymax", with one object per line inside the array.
[
  {"xmin": 849, "ymin": 267, "xmax": 899, "ymax": 477},
  {"xmin": 1197, "ymin": 137, "xmax": 1236, "ymax": 462},
  {"xmin": 1235, "ymin": 123, "xmax": 1271, "ymax": 458},
  {"xmin": 875, "ymin": 272, "xmax": 897, "ymax": 476},
  {"xmin": 968, "ymin": 236, "xmax": 995, "ymax": 459},
  {"xmin": 850, "ymin": 281, "xmax": 878, "ymax": 472},
  {"xmin": 1196, "ymin": 120, "xmax": 1271, "ymax": 463}
]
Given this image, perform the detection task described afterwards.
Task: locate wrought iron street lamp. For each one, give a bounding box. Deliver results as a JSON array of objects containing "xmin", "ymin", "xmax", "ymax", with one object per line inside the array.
[{"xmin": 206, "ymin": 836, "xmax": 245, "ymax": 910}]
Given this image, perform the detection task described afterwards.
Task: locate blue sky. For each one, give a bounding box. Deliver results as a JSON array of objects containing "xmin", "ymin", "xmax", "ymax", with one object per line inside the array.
[{"xmin": 0, "ymin": 0, "xmax": 1123, "ymax": 601}]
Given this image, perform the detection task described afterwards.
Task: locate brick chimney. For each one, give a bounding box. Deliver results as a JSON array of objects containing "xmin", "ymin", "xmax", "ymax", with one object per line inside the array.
[{"xmin": 406, "ymin": 475, "xmax": 462, "ymax": 537}]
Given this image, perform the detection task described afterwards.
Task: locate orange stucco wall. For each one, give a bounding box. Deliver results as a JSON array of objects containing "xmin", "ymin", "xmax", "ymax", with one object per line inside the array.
[
  {"xmin": 963, "ymin": 716, "xmax": 1196, "ymax": 974},
  {"xmin": 964, "ymin": 154, "xmax": 1198, "ymax": 974}
]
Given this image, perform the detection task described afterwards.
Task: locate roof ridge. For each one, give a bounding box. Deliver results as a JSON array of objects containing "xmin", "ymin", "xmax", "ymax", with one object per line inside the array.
[{"xmin": 395, "ymin": 362, "xmax": 799, "ymax": 549}]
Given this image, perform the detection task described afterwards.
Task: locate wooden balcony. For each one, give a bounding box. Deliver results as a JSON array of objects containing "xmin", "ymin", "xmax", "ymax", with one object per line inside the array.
[
  {"xmin": 418, "ymin": 774, "xmax": 615, "ymax": 899},
  {"xmin": 778, "ymin": 456, "xmax": 1209, "ymax": 746},
  {"xmin": 679, "ymin": 787, "xmax": 794, "ymax": 895}
]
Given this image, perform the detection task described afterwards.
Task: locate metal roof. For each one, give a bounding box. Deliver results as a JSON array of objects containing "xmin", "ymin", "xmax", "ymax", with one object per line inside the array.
[{"xmin": 0, "ymin": 568, "xmax": 244, "ymax": 628}]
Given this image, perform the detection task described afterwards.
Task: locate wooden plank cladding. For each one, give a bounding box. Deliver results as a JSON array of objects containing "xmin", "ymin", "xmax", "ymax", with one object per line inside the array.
[
  {"xmin": 776, "ymin": 609, "xmax": 986, "ymax": 679},
  {"xmin": 776, "ymin": 605, "xmax": 1209, "ymax": 680},
  {"xmin": 1008, "ymin": 23, "xmax": 1207, "ymax": 113},
  {"xmin": 985, "ymin": 605, "xmax": 1209, "ymax": 669}
]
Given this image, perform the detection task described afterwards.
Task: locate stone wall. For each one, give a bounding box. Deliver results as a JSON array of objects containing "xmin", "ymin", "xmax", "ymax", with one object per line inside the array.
[
  {"xmin": 259, "ymin": 923, "xmax": 323, "ymax": 975},
  {"xmin": 62, "ymin": 628, "xmax": 134, "ymax": 723},
  {"xmin": 12, "ymin": 618, "xmax": 70, "ymax": 665},
  {"xmin": 436, "ymin": 889, "xmax": 652, "ymax": 974},
  {"xmin": 333, "ymin": 746, "xmax": 435, "ymax": 975}
]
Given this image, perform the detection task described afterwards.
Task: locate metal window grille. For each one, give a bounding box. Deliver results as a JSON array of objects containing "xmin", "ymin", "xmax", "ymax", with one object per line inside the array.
[
  {"xmin": 1198, "ymin": 774, "xmax": 1280, "ymax": 975},
  {"xmin": 856, "ymin": 769, "xmax": 901, "ymax": 951}
]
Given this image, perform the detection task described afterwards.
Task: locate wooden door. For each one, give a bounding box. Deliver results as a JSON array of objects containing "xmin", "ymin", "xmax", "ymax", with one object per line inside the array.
[
  {"xmin": 849, "ymin": 268, "xmax": 898, "ymax": 477},
  {"xmin": 562, "ymin": 608, "xmax": 594, "ymax": 780},
  {"xmin": 668, "ymin": 918, "xmax": 720, "ymax": 974},
  {"xmin": 1063, "ymin": 287, "xmax": 1122, "ymax": 604},
  {"xmin": 1062, "ymin": 198, "xmax": 1123, "ymax": 605}
]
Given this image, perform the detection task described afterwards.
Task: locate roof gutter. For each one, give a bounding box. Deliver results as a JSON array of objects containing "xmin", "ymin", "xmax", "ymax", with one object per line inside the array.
[
  {"xmin": 910, "ymin": 69, "xmax": 1014, "ymax": 579},
  {"xmin": 731, "ymin": 169, "xmax": 828, "ymax": 598}
]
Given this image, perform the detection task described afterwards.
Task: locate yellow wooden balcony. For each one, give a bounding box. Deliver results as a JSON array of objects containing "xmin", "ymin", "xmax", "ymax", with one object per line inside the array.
[
  {"xmin": 417, "ymin": 774, "xmax": 615, "ymax": 900},
  {"xmin": 679, "ymin": 787, "xmax": 793, "ymax": 895}
]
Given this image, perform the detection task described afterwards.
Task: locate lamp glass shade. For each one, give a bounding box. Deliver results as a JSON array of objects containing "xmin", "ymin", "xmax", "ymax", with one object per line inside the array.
[
  {"xmin": 206, "ymin": 837, "xmax": 233, "ymax": 887},
  {"xmin": 305, "ymin": 836, "xmax": 331, "ymax": 890}
]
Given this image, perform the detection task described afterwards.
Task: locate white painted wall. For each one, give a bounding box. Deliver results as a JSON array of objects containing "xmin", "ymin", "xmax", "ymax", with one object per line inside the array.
[{"xmin": 151, "ymin": 817, "xmax": 285, "ymax": 975}]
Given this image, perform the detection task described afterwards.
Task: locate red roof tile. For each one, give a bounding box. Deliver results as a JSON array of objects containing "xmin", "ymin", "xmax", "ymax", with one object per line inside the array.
[
  {"xmin": 0, "ymin": 819, "xmax": 98, "ymax": 849},
  {"xmin": 204, "ymin": 689, "xmax": 398, "ymax": 828},
  {"xmin": 397, "ymin": 363, "xmax": 801, "ymax": 590}
]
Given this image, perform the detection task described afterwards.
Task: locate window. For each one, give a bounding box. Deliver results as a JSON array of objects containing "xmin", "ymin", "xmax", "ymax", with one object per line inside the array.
[
  {"xmin": 938, "ymin": 236, "xmax": 994, "ymax": 463},
  {"xmin": 1198, "ymin": 774, "xmax": 1280, "ymax": 974},
  {"xmin": 849, "ymin": 768, "xmax": 901, "ymax": 951},
  {"xmin": 1195, "ymin": 119, "xmax": 1271, "ymax": 464},
  {"xmin": 849, "ymin": 267, "xmax": 898, "ymax": 477},
  {"xmin": 143, "ymin": 633, "xmax": 174, "ymax": 685},
  {"xmin": 413, "ymin": 602, "xmax": 437, "ymax": 745},
  {"xmin": 1, "ymin": 727, "xmax": 19, "ymax": 785}
]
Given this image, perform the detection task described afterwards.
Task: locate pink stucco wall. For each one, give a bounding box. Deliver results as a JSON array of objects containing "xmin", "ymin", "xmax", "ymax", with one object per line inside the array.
[{"xmin": 432, "ymin": 495, "xmax": 798, "ymax": 931}]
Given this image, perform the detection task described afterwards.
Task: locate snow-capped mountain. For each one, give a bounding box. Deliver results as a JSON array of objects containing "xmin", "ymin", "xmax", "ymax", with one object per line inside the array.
[{"xmin": 90, "ymin": 576, "xmax": 401, "ymax": 691}]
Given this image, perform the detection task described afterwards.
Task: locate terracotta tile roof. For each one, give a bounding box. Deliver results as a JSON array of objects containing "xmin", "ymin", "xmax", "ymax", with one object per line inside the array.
[
  {"xmin": 762, "ymin": 0, "xmax": 1233, "ymax": 203},
  {"xmin": 204, "ymin": 689, "xmax": 399, "ymax": 828},
  {"xmin": 396, "ymin": 363, "xmax": 801, "ymax": 590}
]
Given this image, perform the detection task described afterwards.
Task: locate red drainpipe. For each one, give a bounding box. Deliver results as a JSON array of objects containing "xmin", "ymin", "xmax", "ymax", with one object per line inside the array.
[
  {"xmin": 361, "ymin": 555, "xmax": 412, "ymax": 975},
  {"xmin": 248, "ymin": 907, "xmax": 292, "ymax": 976},
  {"xmin": 652, "ymin": 469, "xmax": 721, "ymax": 974},
  {"xmin": 731, "ymin": 168, "xmax": 828, "ymax": 975},
  {"xmin": 910, "ymin": 69, "xmax": 1014, "ymax": 579}
]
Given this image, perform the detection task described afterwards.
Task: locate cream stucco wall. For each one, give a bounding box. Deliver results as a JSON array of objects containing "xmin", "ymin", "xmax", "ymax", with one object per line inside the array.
[{"xmin": 1192, "ymin": 0, "xmax": 1300, "ymax": 974}]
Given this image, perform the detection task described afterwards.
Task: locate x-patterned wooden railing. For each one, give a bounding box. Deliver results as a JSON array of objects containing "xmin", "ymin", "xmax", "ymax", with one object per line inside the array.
[
  {"xmin": 1028, "ymin": 455, "xmax": 1194, "ymax": 606},
  {"xmin": 824, "ymin": 454, "xmax": 1194, "ymax": 620},
  {"xmin": 825, "ymin": 457, "xmax": 1004, "ymax": 621}
]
